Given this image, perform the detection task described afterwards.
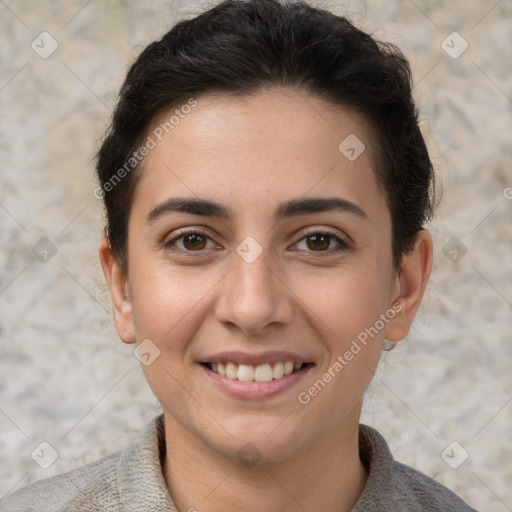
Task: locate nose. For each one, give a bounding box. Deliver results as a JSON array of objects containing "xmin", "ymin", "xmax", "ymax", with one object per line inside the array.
[{"xmin": 214, "ymin": 246, "xmax": 294, "ymax": 336}]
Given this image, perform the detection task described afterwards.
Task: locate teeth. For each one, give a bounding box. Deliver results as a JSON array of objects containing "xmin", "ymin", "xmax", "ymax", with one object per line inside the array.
[
  {"xmin": 272, "ymin": 362, "xmax": 284, "ymax": 379},
  {"xmin": 254, "ymin": 363, "xmax": 273, "ymax": 382},
  {"xmin": 237, "ymin": 364, "xmax": 254, "ymax": 381},
  {"xmin": 284, "ymin": 361, "xmax": 294, "ymax": 375},
  {"xmin": 226, "ymin": 362, "xmax": 238, "ymax": 379},
  {"xmin": 209, "ymin": 361, "xmax": 304, "ymax": 382}
]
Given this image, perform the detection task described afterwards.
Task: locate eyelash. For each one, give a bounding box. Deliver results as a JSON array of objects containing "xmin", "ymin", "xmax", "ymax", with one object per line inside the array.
[{"xmin": 163, "ymin": 227, "xmax": 350, "ymax": 256}]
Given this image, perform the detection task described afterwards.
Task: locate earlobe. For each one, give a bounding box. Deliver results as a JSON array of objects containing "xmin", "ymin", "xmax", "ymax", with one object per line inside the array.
[
  {"xmin": 384, "ymin": 230, "xmax": 433, "ymax": 343},
  {"xmin": 98, "ymin": 238, "xmax": 137, "ymax": 344}
]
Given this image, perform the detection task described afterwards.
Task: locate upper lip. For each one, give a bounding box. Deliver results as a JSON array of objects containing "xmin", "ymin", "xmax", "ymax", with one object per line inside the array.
[{"xmin": 200, "ymin": 351, "xmax": 314, "ymax": 366}]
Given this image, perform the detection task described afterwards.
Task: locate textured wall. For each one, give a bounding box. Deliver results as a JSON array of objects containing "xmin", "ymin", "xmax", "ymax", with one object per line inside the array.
[{"xmin": 0, "ymin": 1, "xmax": 511, "ymax": 510}]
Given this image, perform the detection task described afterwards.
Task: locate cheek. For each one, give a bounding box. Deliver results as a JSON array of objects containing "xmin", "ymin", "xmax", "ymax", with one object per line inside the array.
[
  {"xmin": 129, "ymin": 261, "xmax": 219, "ymax": 349},
  {"xmin": 295, "ymin": 261, "xmax": 393, "ymax": 343},
  {"xmin": 129, "ymin": 254, "xmax": 392, "ymax": 345},
  {"xmin": 293, "ymin": 265, "xmax": 389, "ymax": 423}
]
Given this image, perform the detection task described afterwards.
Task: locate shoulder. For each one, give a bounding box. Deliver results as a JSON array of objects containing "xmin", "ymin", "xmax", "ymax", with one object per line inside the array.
[
  {"xmin": 0, "ymin": 451, "xmax": 122, "ymax": 512},
  {"xmin": 354, "ymin": 424, "xmax": 478, "ymax": 512},
  {"xmin": 388, "ymin": 459, "xmax": 477, "ymax": 511},
  {"xmin": 0, "ymin": 415, "xmax": 175, "ymax": 512}
]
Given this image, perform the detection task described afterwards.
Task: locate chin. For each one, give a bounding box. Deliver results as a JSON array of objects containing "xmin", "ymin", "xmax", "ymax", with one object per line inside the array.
[
  {"xmin": 213, "ymin": 434, "xmax": 302, "ymax": 467},
  {"xmin": 205, "ymin": 413, "xmax": 310, "ymax": 465}
]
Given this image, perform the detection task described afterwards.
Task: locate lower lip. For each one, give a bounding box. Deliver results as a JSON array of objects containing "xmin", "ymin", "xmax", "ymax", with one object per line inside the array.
[{"xmin": 199, "ymin": 364, "xmax": 313, "ymax": 399}]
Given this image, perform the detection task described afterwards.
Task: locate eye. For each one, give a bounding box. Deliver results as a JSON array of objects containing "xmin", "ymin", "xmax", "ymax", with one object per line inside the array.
[
  {"xmin": 293, "ymin": 230, "xmax": 350, "ymax": 253},
  {"xmin": 164, "ymin": 229, "xmax": 217, "ymax": 252},
  {"xmin": 163, "ymin": 228, "xmax": 350, "ymax": 255}
]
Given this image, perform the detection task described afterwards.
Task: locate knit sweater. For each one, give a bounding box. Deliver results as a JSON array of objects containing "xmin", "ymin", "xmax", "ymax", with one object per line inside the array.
[{"xmin": 0, "ymin": 415, "xmax": 477, "ymax": 511}]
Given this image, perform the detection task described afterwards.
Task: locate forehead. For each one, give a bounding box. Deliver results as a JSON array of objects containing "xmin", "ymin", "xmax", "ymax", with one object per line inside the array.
[{"xmin": 134, "ymin": 87, "xmax": 387, "ymax": 222}]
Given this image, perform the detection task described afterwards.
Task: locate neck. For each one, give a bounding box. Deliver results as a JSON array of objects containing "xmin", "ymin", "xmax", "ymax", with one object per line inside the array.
[{"xmin": 162, "ymin": 412, "xmax": 368, "ymax": 512}]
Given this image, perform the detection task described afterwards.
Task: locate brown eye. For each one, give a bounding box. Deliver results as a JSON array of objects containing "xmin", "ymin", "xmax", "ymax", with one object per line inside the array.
[
  {"xmin": 294, "ymin": 231, "xmax": 350, "ymax": 254},
  {"xmin": 164, "ymin": 229, "xmax": 216, "ymax": 253},
  {"xmin": 306, "ymin": 234, "xmax": 331, "ymax": 251},
  {"xmin": 182, "ymin": 233, "xmax": 207, "ymax": 251}
]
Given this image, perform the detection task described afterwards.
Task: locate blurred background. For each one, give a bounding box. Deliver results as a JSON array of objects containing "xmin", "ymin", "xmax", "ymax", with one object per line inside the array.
[{"xmin": 0, "ymin": 0, "xmax": 511, "ymax": 509}]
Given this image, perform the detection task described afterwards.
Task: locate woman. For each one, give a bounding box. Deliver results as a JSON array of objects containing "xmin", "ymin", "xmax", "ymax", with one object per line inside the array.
[{"xmin": 1, "ymin": 0, "xmax": 477, "ymax": 510}]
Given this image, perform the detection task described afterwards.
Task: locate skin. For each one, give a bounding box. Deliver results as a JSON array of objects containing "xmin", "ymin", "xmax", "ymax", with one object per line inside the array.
[{"xmin": 100, "ymin": 86, "xmax": 433, "ymax": 512}]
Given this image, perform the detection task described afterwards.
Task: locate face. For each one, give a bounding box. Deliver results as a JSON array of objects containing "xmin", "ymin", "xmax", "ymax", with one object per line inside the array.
[{"xmin": 101, "ymin": 87, "xmax": 430, "ymax": 463}]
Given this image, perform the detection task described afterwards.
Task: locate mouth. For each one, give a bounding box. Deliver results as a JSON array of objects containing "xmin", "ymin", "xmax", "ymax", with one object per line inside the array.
[{"xmin": 201, "ymin": 361, "xmax": 314, "ymax": 383}]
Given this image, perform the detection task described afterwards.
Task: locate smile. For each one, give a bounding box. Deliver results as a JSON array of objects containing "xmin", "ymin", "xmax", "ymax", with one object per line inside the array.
[{"xmin": 204, "ymin": 361, "xmax": 307, "ymax": 382}]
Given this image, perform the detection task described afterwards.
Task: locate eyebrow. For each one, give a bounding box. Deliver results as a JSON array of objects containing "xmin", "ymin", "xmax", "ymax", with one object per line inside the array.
[{"xmin": 146, "ymin": 196, "xmax": 368, "ymax": 224}]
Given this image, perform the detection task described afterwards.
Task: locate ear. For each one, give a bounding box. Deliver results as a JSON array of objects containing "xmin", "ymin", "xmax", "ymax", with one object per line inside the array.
[
  {"xmin": 98, "ymin": 238, "xmax": 136, "ymax": 344},
  {"xmin": 384, "ymin": 230, "xmax": 433, "ymax": 343}
]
